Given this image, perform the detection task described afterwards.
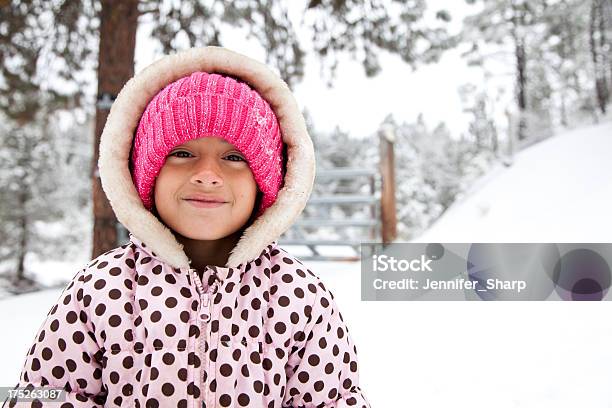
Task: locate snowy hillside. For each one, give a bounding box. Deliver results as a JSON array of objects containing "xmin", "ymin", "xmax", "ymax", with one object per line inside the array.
[
  {"xmin": 2, "ymin": 122, "xmax": 612, "ymax": 407},
  {"xmin": 415, "ymin": 121, "xmax": 612, "ymax": 242}
]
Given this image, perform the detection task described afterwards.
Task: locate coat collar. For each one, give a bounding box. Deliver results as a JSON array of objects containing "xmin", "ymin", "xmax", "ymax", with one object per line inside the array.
[
  {"xmin": 127, "ymin": 233, "xmax": 277, "ymax": 284},
  {"xmin": 98, "ymin": 47, "xmax": 315, "ymax": 279}
]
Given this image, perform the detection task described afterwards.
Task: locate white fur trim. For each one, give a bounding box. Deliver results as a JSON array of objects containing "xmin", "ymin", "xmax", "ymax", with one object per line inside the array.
[{"xmin": 98, "ymin": 47, "xmax": 315, "ymax": 276}]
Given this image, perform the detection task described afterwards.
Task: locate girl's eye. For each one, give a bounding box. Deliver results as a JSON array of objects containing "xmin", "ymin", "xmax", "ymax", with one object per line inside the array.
[
  {"xmin": 225, "ymin": 154, "xmax": 246, "ymax": 162},
  {"xmin": 169, "ymin": 151, "xmax": 192, "ymax": 158}
]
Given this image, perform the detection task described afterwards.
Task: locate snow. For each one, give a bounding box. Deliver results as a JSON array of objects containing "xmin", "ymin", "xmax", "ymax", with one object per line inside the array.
[
  {"xmin": 2, "ymin": 122, "xmax": 612, "ymax": 406},
  {"xmin": 415, "ymin": 121, "xmax": 612, "ymax": 243},
  {"xmin": 0, "ymin": 289, "xmax": 65, "ymax": 386}
]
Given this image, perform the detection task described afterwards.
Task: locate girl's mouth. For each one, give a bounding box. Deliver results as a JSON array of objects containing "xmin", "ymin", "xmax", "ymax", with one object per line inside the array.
[{"xmin": 184, "ymin": 199, "xmax": 226, "ymax": 209}]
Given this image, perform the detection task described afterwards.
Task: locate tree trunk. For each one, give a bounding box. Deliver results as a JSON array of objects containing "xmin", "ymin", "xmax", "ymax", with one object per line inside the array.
[
  {"xmin": 590, "ymin": 0, "xmax": 609, "ymax": 115},
  {"xmin": 596, "ymin": 0, "xmax": 609, "ymax": 113},
  {"xmin": 490, "ymin": 120, "xmax": 499, "ymax": 155},
  {"xmin": 511, "ymin": 0, "xmax": 528, "ymax": 141},
  {"xmin": 558, "ymin": 5, "xmax": 568, "ymax": 127},
  {"xmin": 14, "ymin": 188, "xmax": 28, "ymax": 283},
  {"xmin": 92, "ymin": 0, "xmax": 139, "ymax": 260}
]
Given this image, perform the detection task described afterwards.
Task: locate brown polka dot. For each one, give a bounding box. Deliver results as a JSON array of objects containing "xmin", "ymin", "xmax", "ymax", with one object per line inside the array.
[
  {"xmin": 165, "ymin": 324, "xmax": 176, "ymax": 337},
  {"xmin": 162, "ymin": 352, "xmax": 175, "ymax": 365},
  {"xmin": 108, "ymin": 315, "xmax": 122, "ymax": 327},
  {"xmin": 72, "ymin": 331, "xmax": 85, "ymax": 344},
  {"xmin": 251, "ymin": 298, "xmax": 261, "ymax": 310},
  {"xmin": 66, "ymin": 359, "xmax": 77, "ymax": 372},
  {"xmin": 66, "ymin": 311, "xmax": 78, "ymax": 323},
  {"xmin": 219, "ymin": 363, "xmax": 232, "ymax": 376},
  {"xmin": 123, "ymin": 355, "xmax": 133, "ymax": 369},
  {"xmin": 248, "ymin": 325, "xmax": 260, "ymax": 338},
  {"xmin": 274, "ymin": 322, "xmax": 286, "ymax": 334},
  {"xmin": 94, "ymin": 304, "xmax": 106, "ymax": 316},
  {"xmin": 93, "ymin": 279, "xmax": 106, "ymax": 290},
  {"xmin": 254, "ymin": 380, "xmax": 263, "ymax": 393},
  {"xmin": 219, "ymin": 394, "xmax": 231, "ymax": 407},
  {"xmin": 150, "ymin": 367, "xmax": 159, "ymax": 380},
  {"xmin": 50, "ymin": 319, "xmax": 60, "ymax": 332},
  {"xmin": 41, "ymin": 347, "xmax": 53, "ymax": 361},
  {"xmin": 31, "ymin": 358, "xmax": 40, "ymax": 371},
  {"xmin": 321, "ymin": 297, "xmax": 330, "ymax": 308},
  {"xmin": 222, "ymin": 307, "xmax": 232, "ymax": 319},
  {"xmin": 161, "ymin": 383, "xmax": 174, "ymax": 396},
  {"xmin": 165, "ymin": 297, "xmax": 177, "ymax": 308},
  {"xmin": 250, "ymin": 352, "xmax": 261, "ymax": 364},
  {"xmin": 238, "ymin": 393, "xmax": 250, "ymax": 406},
  {"xmin": 52, "ymin": 365, "xmax": 65, "ymax": 379}
]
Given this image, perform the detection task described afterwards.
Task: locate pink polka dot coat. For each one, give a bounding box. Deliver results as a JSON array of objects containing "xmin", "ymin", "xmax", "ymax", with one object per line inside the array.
[{"xmin": 10, "ymin": 235, "xmax": 369, "ymax": 407}]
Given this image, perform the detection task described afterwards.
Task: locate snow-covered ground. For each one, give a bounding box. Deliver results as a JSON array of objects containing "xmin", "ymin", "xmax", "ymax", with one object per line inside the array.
[
  {"xmin": 2, "ymin": 122, "xmax": 612, "ymax": 406},
  {"xmin": 416, "ymin": 121, "xmax": 612, "ymax": 243}
]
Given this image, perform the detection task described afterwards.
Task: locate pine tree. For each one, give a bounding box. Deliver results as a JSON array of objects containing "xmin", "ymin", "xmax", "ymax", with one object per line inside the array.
[
  {"xmin": 589, "ymin": 0, "xmax": 611, "ymax": 114},
  {"xmin": 0, "ymin": 107, "xmax": 63, "ymax": 292},
  {"xmin": 462, "ymin": 0, "xmax": 551, "ymax": 141}
]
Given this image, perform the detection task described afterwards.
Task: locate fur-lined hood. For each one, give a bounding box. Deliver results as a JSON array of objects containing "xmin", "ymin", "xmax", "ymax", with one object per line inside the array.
[{"xmin": 98, "ymin": 47, "xmax": 315, "ymax": 275}]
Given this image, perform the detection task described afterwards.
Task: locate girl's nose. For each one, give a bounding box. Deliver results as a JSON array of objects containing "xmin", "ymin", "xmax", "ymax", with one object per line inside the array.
[{"xmin": 190, "ymin": 160, "xmax": 223, "ymax": 187}]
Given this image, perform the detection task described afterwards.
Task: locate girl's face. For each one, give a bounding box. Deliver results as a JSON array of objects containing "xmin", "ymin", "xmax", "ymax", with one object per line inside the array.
[{"xmin": 154, "ymin": 137, "xmax": 258, "ymax": 241}]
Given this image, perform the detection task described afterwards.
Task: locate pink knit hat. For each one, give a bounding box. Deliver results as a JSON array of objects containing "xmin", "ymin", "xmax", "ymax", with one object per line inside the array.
[{"xmin": 131, "ymin": 72, "xmax": 284, "ymax": 216}]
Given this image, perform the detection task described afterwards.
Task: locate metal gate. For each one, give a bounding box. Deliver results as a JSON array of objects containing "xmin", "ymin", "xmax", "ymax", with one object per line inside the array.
[{"xmin": 278, "ymin": 168, "xmax": 380, "ymax": 261}]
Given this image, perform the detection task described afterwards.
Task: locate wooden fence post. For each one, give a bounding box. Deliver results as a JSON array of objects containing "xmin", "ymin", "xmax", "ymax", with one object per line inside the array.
[{"xmin": 379, "ymin": 124, "xmax": 397, "ymax": 244}]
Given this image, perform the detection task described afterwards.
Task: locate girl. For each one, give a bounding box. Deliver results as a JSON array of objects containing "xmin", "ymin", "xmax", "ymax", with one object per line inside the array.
[{"xmin": 7, "ymin": 47, "xmax": 371, "ymax": 408}]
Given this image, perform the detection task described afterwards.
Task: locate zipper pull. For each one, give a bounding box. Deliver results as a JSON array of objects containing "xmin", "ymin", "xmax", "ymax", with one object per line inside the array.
[{"xmin": 199, "ymin": 292, "xmax": 211, "ymax": 322}]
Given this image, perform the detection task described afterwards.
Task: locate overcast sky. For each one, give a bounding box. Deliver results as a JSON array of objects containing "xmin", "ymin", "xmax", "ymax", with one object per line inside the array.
[{"xmin": 135, "ymin": 1, "xmax": 512, "ymax": 140}]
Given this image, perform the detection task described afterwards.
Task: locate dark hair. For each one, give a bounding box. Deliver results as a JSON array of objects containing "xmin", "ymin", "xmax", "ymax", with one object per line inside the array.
[{"xmin": 245, "ymin": 190, "xmax": 264, "ymax": 227}]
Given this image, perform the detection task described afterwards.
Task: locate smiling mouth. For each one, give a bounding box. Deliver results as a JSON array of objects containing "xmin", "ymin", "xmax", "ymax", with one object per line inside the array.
[{"xmin": 184, "ymin": 199, "xmax": 227, "ymax": 209}]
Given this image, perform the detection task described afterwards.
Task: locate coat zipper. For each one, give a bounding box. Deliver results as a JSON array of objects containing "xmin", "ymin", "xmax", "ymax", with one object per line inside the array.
[{"xmin": 189, "ymin": 268, "xmax": 219, "ymax": 408}]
